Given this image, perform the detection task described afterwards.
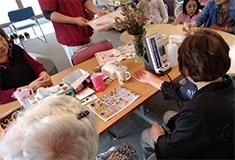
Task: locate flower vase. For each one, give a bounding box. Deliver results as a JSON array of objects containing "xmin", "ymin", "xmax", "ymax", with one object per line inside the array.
[{"xmin": 129, "ymin": 34, "xmax": 144, "ymax": 64}]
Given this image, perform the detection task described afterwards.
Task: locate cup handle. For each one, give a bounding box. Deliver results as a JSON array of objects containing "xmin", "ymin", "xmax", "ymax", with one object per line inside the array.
[{"xmin": 126, "ymin": 71, "xmax": 131, "ymax": 80}]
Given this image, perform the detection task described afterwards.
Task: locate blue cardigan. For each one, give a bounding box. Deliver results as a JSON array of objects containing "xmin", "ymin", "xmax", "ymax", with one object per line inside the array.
[{"xmin": 194, "ymin": 0, "xmax": 235, "ymax": 34}]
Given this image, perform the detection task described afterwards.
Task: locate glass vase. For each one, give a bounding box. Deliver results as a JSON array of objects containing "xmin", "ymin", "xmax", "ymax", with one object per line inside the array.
[{"xmin": 129, "ymin": 34, "xmax": 144, "ymax": 64}]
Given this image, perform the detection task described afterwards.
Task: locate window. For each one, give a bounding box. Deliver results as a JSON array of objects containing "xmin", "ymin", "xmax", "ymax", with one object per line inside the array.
[
  {"xmin": 0, "ymin": 0, "xmax": 18, "ymax": 24},
  {"xmin": 0, "ymin": 0, "xmax": 42, "ymax": 26},
  {"xmin": 21, "ymin": 0, "xmax": 42, "ymax": 15}
]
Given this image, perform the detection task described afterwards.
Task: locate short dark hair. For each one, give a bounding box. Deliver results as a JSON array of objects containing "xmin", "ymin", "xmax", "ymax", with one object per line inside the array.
[
  {"xmin": 183, "ymin": 0, "xmax": 200, "ymax": 16},
  {"xmin": 0, "ymin": 27, "xmax": 9, "ymax": 41},
  {"xmin": 178, "ymin": 29, "xmax": 230, "ymax": 82}
]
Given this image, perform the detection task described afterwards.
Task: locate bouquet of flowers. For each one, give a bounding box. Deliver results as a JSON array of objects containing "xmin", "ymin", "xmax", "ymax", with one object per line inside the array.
[
  {"xmin": 113, "ymin": 5, "xmax": 148, "ymax": 63},
  {"xmin": 113, "ymin": 4, "xmax": 148, "ymax": 35}
]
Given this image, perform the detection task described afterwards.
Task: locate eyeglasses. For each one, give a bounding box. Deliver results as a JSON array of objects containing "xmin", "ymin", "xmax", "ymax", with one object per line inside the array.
[{"xmin": 77, "ymin": 110, "xmax": 90, "ymax": 119}]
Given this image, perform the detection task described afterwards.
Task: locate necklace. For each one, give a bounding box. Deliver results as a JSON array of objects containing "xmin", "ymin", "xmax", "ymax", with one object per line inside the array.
[{"xmin": 8, "ymin": 43, "xmax": 13, "ymax": 58}]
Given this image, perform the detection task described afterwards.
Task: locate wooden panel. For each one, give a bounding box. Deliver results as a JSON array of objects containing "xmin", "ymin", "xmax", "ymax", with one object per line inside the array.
[{"xmin": 163, "ymin": 0, "xmax": 174, "ymax": 17}]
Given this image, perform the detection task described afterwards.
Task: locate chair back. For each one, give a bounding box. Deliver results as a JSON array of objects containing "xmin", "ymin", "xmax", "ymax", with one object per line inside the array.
[
  {"xmin": 72, "ymin": 39, "xmax": 113, "ymax": 66},
  {"xmin": 174, "ymin": 0, "xmax": 183, "ymax": 17},
  {"xmin": 8, "ymin": 7, "xmax": 35, "ymax": 23}
]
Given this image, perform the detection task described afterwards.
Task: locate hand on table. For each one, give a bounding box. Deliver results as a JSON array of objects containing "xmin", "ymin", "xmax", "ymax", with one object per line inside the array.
[
  {"xmin": 39, "ymin": 71, "xmax": 52, "ymax": 85},
  {"xmin": 134, "ymin": 70, "xmax": 164, "ymax": 90},
  {"xmin": 150, "ymin": 122, "xmax": 165, "ymax": 142},
  {"xmin": 209, "ymin": 24, "xmax": 225, "ymax": 31},
  {"xmin": 134, "ymin": 70, "xmax": 153, "ymax": 84},
  {"xmin": 29, "ymin": 71, "xmax": 52, "ymax": 92}
]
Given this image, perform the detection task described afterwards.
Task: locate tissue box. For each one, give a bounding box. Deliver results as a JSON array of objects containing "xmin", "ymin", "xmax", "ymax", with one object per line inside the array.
[
  {"xmin": 101, "ymin": 63, "xmax": 118, "ymax": 80},
  {"xmin": 25, "ymin": 81, "xmax": 75, "ymax": 109}
]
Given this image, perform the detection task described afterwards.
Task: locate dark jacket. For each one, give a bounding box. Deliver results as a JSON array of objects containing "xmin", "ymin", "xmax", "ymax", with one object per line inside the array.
[{"xmin": 156, "ymin": 75, "xmax": 235, "ymax": 159}]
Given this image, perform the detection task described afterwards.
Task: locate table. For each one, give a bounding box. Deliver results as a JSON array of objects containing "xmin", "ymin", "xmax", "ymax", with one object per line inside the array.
[
  {"xmin": 1, "ymin": 24, "xmax": 234, "ymax": 136},
  {"xmin": 120, "ymin": 24, "xmax": 235, "ymax": 74},
  {"xmin": 0, "ymin": 57, "xmax": 181, "ymax": 136}
]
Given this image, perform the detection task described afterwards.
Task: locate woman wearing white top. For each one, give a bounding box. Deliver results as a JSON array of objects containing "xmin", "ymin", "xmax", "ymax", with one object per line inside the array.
[{"xmin": 137, "ymin": 0, "xmax": 168, "ymax": 24}]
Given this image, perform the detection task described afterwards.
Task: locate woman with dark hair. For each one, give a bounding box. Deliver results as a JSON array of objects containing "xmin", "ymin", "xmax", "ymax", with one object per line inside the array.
[
  {"xmin": 172, "ymin": 0, "xmax": 202, "ymax": 25},
  {"xmin": 134, "ymin": 29, "xmax": 234, "ymax": 159},
  {"xmin": 0, "ymin": 27, "xmax": 52, "ymax": 104}
]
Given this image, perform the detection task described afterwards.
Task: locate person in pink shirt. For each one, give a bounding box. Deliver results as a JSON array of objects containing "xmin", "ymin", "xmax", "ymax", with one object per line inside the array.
[{"xmin": 172, "ymin": 0, "xmax": 202, "ymax": 25}]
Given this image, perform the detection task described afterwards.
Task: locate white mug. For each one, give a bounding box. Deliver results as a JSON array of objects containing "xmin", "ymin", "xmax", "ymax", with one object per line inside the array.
[{"xmin": 115, "ymin": 65, "xmax": 131, "ymax": 84}]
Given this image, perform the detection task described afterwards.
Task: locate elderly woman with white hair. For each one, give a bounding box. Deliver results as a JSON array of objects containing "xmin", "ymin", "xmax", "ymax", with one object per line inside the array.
[{"xmin": 0, "ymin": 95, "xmax": 99, "ymax": 160}]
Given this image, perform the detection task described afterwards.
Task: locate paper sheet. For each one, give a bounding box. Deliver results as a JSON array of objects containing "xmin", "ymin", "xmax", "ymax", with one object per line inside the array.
[{"xmin": 88, "ymin": 10, "xmax": 124, "ymax": 32}]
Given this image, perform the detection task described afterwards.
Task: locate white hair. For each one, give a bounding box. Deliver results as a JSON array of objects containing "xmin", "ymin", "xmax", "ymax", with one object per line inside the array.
[{"xmin": 0, "ymin": 95, "xmax": 99, "ymax": 160}]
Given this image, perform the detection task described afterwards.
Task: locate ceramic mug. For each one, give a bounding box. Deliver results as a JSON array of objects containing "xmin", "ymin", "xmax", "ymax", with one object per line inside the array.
[{"xmin": 115, "ymin": 65, "xmax": 131, "ymax": 85}]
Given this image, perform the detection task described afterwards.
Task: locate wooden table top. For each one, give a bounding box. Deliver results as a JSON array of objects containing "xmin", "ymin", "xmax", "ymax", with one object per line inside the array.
[
  {"xmin": 1, "ymin": 24, "xmax": 234, "ymax": 136},
  {"xmin": 120, "ymin": 24, "xmax": 235, "ymax": 74},
  {"xmin": 0, "ymin": 57, "xmax": 181, "ymax": 136}
]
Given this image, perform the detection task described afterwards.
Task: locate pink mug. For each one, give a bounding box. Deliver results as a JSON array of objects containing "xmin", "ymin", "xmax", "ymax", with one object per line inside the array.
[{"xmin": 90, "ymin": 73, "xmax": 106, "ymax": 92}]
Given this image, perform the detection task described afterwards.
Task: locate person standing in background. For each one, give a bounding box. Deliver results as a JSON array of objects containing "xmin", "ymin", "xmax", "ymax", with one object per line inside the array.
[
  {"xmin": 137, "ymin": 0, "xmax": 168, "ymax": 24},
  {"xmin": 38, "ymin": 0, "xmax": 109, "ymax": 66},
  {"xmin": 172, "ymin": 0, "xmax": 202, "ymax": 25}
]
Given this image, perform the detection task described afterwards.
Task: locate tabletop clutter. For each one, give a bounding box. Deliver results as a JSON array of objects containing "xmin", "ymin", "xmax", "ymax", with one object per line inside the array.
[{"xmin": 1, "ymin": 31, "xmax": 186, "ymax": 131}]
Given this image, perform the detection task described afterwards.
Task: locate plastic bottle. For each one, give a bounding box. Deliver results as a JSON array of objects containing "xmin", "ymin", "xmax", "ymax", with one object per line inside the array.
[{"xmin": 166, "ymin": 36, "xmax": 179, "ymax": 67}]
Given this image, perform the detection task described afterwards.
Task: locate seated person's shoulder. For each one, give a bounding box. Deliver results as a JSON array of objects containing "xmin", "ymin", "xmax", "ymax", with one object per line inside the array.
[{"xmin": 177, "ymin": 11, "xmax": 184, "ymax": 17}]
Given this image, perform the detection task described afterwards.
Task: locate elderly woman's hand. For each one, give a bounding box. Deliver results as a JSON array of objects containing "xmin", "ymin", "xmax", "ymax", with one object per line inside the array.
[
  {"xmin": 134, "ymin": 69, "xmax": 164, "ymax": 90},
  {"xmin": 39, "ymin": 71, "xmax": 51, "ymax": 81},
  {"xmin": 134, "ymin": 70, "xmax": 153, "ymax": 84},
  {"xmin": 29, "ymin": 71, "xmax": 52, "ymax": 91},
  {"xmin": 150, "ymin": 122, "xmax": 165, "ymax": 142}
]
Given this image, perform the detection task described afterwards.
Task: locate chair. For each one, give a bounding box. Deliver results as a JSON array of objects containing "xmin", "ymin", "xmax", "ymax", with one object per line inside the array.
[
  {"xmin": 174, "ymin": 0, "xmax": 183, "ymax": 18},
  {"xmin": 72, "ymin": 39, "xmax": 113, "ymax": 66},
  {"xmin": 8, "ymin": 7, "xmax": 47, "ymax": 49}
]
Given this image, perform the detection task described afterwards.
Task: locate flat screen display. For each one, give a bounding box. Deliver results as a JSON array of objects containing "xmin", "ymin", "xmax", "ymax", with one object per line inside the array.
[{"xmin": 158, "ymin": 44, "xmax": 166, "ymax": 56}]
